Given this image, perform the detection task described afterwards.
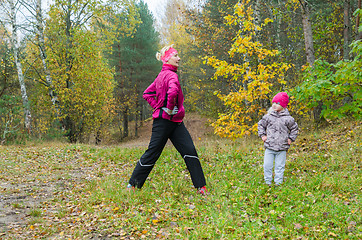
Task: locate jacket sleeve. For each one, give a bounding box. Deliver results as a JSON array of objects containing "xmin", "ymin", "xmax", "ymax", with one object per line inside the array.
[
  {"xmin": 257, "ymin": 116, "xmax": 267, "ymax": 138},
  {"xmin": 143, "ymin": 82, "xmax": 157, "ymax": 109},
  {"xmin": 166, "ymin": 74, "xmax": 179, "ymax": 110},
  {"xmin": 288, "ymin": 118, "xmax": 299, "ymax": 142}
]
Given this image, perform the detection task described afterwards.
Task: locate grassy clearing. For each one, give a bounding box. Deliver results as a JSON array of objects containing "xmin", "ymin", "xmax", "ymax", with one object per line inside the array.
[{"xmin": 0, "ymin": 121, "xmax": 361, "ymax": 239}]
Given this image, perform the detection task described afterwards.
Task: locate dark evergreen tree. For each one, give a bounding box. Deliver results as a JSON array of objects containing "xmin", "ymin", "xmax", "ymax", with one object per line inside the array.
[{"xmin": 109, "ymin": 0, "xmax": 160, "ymax": 139}]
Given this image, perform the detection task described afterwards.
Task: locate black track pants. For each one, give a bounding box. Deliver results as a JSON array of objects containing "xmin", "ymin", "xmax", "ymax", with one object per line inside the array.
[{"xmin": 128, "ymin": 118, "xmax": 206, "ymax": 189}]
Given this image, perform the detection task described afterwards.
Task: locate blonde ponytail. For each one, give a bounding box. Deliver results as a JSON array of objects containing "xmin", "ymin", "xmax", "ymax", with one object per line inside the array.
[{"xmin": 155, "ymin": 52, "xmax": 162, "ymax": 61}]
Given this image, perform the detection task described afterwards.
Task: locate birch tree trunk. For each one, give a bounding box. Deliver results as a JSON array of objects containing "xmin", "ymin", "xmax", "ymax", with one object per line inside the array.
[
  {"xmin": 35, "ymin": 0, "xmax": 58, "ymax": 106},
  {"xmin": 63, "ymin": 0, "xmax": 77, "ymax": 142},
  {"xmin": 9, "ymin": 0, "xmax": 32, "ymax": 132}
]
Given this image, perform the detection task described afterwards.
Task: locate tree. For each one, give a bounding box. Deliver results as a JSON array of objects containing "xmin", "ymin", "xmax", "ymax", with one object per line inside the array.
[
  {"xmin": 344, "ymin": 0, "xmax": 352, "ymax": 60},
  {"xmin": 160, "ymin": 0, "xmax": 207, "ymax": 112},
  {"xmin": 180, "ymin": 0, "xmax": 242, "ymax": 116},
  {"xmin": 109, "ymin": 0, "xmax": 159, "ymax": 139},
  {"xmin": 298, "ymin": 0, "xmax": 315, "ymax": 66},
  {"xmin": 294, "ymin": 37, "xmax": 362, "ymax": 120},
  {"xmin": 0, "ymin": 26, "xmax": 22, "ymax": 144},
  {"xmin": 0, "ymin": 26, "xmax": 13, "ymax": 99},
  {"xmin": 44, "ymin": 0, "xmax": 115, "ymax": 143},
  {"xmin": 0, "ymin": 0, "xmax": 32, "ymax": 132},
  {"xmin": 297, "ymin": 0, "xmax": 330, "ymax": 122},
  {"xmin": 32, "ymin": 0, "xmax": 58, "ymax": 107},
  {"xmin": 205, "ymin": 0, "xmax": 291, "ymax": 139},
  {"xmin": 357, "ymin": 0, "xmax": 362, "ymax": 40}
]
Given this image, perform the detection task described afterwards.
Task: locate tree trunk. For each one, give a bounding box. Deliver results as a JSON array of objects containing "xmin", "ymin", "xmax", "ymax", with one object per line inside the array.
[
  {"xmin": 0, "ymin": 50, "xmax": 9, "ymax": 98},
  {"xmin": 298, "ymin": 0, "xmax": 324, "ymax": 122},
  {"xmin": 123, "ymin": 107, "xmax": 129, "ymax": 139},
  {"xmin": 140, "ymin": 104, "xmax": 144, "ymax": 126},
  {"xmin": 357, "ymin": 0, "xmax": 362, "ymax": 40},
  {"xmin": 253, "ymin": 0, "xmax": 269, "ymax": 108},
  {"xmin": 95, "ymin": 129, "xmax": 101, "ymax": 145},
  {"xmin": 299, "ymin": 0, "xmax": 315, "ymax": 66},
  {"xmin": 135, "ymin": 109, "xmax": 138, "ymax": 138},
  {"xmin": 64, "ymin": 116, "xmax": 77, "ymax": 143},
  {"xmin": 65, "ymin": 0, "xmax": 73, "ymax": 88},
  {"xmin": 253, "ymin": 0, "xmax": 261, "ymax": 39},
  {"xmin": 344, "ymin": 0, "xmax": 351, "ymax": 60},
  {"xmin": 274, "ymin": 0, "xmax": 283, "ymax": 52},
  {"xmin": 63, "ymin": 0, "xmax": 77, "ymax": 142},
  {"xmin": 9, "ymin": 0, "xmax": 32, "ymax": 133},
  {"xmin": 35, "ymin": 0, "xmax": 59, "ymax": 107},
  {"xmin": 135, "ymin": 86, "xmax": 139, "ymax": 138}
]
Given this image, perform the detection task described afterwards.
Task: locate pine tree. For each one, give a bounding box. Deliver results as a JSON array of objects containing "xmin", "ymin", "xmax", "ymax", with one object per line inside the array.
[{"xmin": 110, "ymin": 0, "xmax": 160, "ymax": 139}]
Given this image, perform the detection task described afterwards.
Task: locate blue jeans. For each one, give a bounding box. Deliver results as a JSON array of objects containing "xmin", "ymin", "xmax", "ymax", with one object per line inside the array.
[{"xmin": 263, "ymin": 148, "xmax": 287, "ymax": 185}]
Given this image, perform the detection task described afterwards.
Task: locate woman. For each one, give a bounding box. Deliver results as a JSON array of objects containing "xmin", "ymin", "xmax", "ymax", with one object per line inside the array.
[{"xmin": 127, "ymin": 45, "xmax": 207, "ymax": 195}]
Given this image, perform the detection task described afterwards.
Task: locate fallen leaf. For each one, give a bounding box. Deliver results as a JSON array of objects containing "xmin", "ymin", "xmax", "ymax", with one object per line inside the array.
[{"xmin": 294, "ymin": 223, "xmax": 303, "ymax": 230}]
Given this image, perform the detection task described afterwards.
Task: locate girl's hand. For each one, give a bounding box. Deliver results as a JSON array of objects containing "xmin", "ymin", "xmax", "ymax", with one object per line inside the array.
[
  {"xmin": 261, "ymin": 136, "xmax": 267, "ymax": 142},
  {"xmin": 288, "ymin": 139, "xmax": 292, "ymax": 145}
]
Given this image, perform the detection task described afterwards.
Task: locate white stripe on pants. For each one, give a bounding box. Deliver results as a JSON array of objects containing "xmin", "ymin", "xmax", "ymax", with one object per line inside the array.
[{"xmin": 263, "ymin": 148, "xmax": 287, "ymax": 185}]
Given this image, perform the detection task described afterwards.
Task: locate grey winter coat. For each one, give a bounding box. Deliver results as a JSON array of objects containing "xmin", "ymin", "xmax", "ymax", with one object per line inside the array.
[{"xmin": 258, "ymin": 108, "xmax": 299, "ymax": 151}]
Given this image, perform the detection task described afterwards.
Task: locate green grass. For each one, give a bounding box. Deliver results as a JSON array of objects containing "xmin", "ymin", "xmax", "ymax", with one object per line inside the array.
[{"xmin": 0, "ymin": 121, "xmax": 360, "ymax": 239}]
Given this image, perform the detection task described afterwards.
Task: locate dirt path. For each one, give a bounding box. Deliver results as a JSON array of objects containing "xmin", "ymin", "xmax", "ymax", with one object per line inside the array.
[{"xmin": 0, "ymin": 180, "xmax": 55, "ymax": 236}]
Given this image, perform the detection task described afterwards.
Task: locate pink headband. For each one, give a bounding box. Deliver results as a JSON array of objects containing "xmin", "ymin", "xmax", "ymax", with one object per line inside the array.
[{"xmin": 161, "ymin": 47, "xmax": 178, "ymax": 64}]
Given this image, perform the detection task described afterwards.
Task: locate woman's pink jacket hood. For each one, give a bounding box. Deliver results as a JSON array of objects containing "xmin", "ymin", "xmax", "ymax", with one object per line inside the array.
[{"xmin": 143, "ymin": 64, "xmax": 185, "ymax": 122}]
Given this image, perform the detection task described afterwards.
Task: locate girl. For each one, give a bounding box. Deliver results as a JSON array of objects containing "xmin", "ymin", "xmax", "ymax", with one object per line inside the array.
[
  {"xmin": 258, "ymin": 92, "xmax": 299, "ymax": 186},
  {"xmin": 127, "ymin": 45, "xmax": 207, "ymax": 195}
]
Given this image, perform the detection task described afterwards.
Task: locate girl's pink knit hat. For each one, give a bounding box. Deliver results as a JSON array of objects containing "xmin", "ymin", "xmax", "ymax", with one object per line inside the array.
[{"xmin": 272, "ymin": 92, "xmax": 289, "ymax": 108}]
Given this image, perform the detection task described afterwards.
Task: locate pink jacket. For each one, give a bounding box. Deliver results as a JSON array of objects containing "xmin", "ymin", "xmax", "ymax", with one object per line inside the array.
[{"xmin": 143, "ymin": 64, "xmax": 185, "ymax": 122}]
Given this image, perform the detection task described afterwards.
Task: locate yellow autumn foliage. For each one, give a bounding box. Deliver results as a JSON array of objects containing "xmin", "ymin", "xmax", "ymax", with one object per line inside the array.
[{"xmin": 205, "ymin": 0, "xmax": 292, "ymax": 139}]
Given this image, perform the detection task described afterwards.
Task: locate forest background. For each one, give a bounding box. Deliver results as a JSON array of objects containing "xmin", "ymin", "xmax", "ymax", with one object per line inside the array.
[
  {"xmin": 0, "ymin": 0, "xmax": 361, "ymax": 144},
  {"xmin": 0, "ymin": 0, "xmax": 361, "ymax": 239}
]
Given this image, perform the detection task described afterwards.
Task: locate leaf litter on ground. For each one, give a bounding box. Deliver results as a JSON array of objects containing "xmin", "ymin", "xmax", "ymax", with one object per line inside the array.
[{"xmin": 0, "ymin": 120, "xmax": 360, "ymax": 239}]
